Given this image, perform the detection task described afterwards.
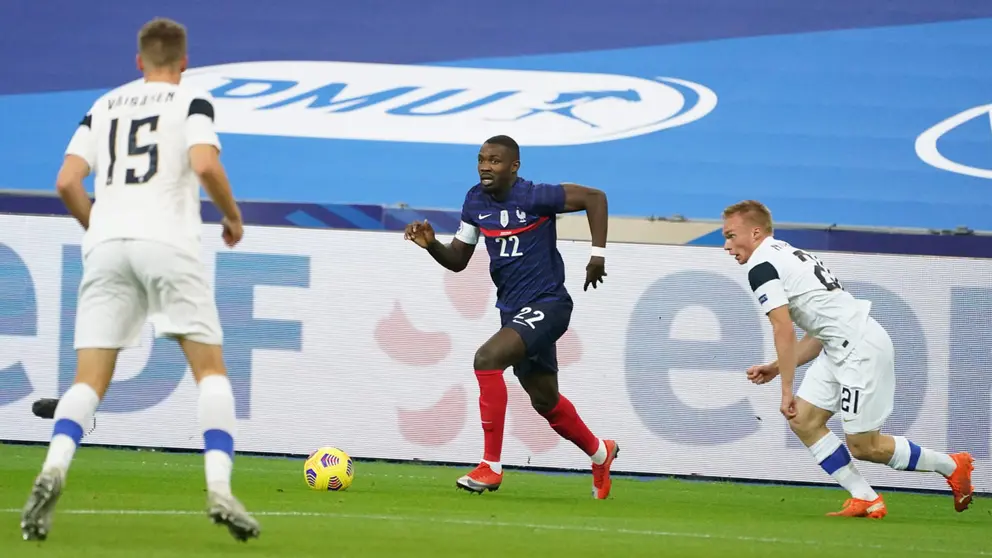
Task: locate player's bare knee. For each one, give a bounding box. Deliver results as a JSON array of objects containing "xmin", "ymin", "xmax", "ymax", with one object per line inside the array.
[
  {"xmin": 526, "ymin": 388, "xmax": 559, "ymax": 415},
  {"xmin": 519, "ymin": 375, "xmax": 559, "ymax": 414},
  {"xmin": 473, "ymin": 346, "xmax": 503, "ymax": 371},
  {"xmin": 846, "ymin": 433, "xmax": 884, "ymax": 462},
  {"xmin": 787, "ymin": 412, "xmax": 822, "ymax": 440}
]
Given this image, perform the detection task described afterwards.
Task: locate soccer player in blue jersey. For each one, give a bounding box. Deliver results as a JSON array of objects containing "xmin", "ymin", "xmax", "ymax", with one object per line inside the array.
[{"xmin": 404, "ymin": 135, "xmax": 619, "ymax": 498}]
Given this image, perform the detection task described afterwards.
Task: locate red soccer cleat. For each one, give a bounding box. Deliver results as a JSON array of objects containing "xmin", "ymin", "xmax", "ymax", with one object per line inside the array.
[
  {"xmin": 456, "ymin": 462, "xmax": 502, "ymax": 494},
  {"xmin": 592, "ymin": 440, "xmax": 619, "ymax": 499}
]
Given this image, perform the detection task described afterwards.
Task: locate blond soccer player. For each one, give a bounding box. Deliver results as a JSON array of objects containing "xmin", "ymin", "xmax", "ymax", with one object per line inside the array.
[{"xmin": 722, "ymin": 200, "xmax": 974, "ymax": 518}]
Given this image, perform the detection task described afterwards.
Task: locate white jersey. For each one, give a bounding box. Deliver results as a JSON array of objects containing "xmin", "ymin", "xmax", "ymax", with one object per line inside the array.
[
  {"xmin": 746, "ymin": 236, "xmax": 872, "ymax": 364},
  {"xmin": 65, "ymin": 80, "xmax": 221, "ymax": 257}
]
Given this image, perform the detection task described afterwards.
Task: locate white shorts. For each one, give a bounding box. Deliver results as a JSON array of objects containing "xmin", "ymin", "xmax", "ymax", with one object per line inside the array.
[
  {"xmin": 796, "ymin": 317, "xmax": 895, "ymax": 435},
  {"xmin": 74, "ymin": 239, "xmax": 223, "ymax": 349}
]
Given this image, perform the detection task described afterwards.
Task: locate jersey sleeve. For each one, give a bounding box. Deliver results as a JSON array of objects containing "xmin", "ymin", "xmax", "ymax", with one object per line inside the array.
[
  {"xmin": 524, "ymin": 182, "xmax": 566, "ymax": 216},
  {"xmin": 748, "ymin": 261, "xmax": 789, "ymax": 313},
  {"xmin": 65, "ymin": 112, "xmax": 98, "ymax": 170},
  {"xmin": 455, "ymin": 191, "xmax": 480, "ymax": 245},
  {"xmin": 186, "ymin": 94, "xmax": 222, "ymax": 151}
]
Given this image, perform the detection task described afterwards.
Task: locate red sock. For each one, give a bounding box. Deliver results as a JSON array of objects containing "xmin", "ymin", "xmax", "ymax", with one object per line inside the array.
[
  {"xmin": 542, "ymin": 394, "xmax": 600, "ymax": 456},
  {"xmin": 475, "ymin": 370, "xmax": 507, "ymax": 463}
]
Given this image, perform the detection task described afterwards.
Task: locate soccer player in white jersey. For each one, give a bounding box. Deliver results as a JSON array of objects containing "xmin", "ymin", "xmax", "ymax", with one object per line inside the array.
[
  {"xmin": 20, "ymin": 18, "xmax": 260, "ymax": 542},
  {"xmin": 722, "ymin": 200, "xmax": 975, "ymax": 518}
]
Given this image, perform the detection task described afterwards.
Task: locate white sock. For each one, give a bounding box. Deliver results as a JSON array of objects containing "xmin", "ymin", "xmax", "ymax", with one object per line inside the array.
[
  {"xmin": 482, "ymin": 460, "xmax": 502, "ymax": 474},
  {"xmin": 42, "ymin": 383, "xmax": 100, "ymax": 476},
  {"xmin": 198, "ymin": 375, "xmax": 236, "ymax": 496},
  {"xmin": 888, "ymin": 436, "xmax": 957, "ymax": 476},
  {"xmin": 808, "ymin": 432, "xmax": 878, "ymax": 501},
  {"xmin": 590, "ymin": 440, "xmax": 608, "ymax": 465}
]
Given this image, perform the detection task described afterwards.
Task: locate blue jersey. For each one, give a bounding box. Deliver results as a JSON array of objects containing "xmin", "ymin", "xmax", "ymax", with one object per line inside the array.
[{"xmin": 454, "ymin": 178, "xmax": 572, "ymax": 311}]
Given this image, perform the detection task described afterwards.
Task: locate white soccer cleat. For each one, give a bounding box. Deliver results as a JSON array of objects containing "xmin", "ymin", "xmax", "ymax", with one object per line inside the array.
[
  {"xmin": 207, "ymin": 491, "xmax": 261, "ymax": 542},
  {"xmin": 20, "ymin": 469, "xmax": 64, "ymax": 542}
]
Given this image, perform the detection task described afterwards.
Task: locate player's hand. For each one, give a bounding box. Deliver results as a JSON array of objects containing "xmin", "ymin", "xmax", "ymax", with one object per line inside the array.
[
  {"xmin": 222, "ymin": 217, "xmax": 243, "ymax": 247},
  {"xmin": 404, "ymin": 219, "xmax": 435, "ymax": 249},
  {"xmin": 746, "ymin": 363, "xmax": 779, "ymax": 385},
  {"xmin": 780, "ymin": 393, "xmax": 797, "ymax": 420},
  {"xmin": 584, "ymin": 256, "xmax": 606, "ymax": 291}
]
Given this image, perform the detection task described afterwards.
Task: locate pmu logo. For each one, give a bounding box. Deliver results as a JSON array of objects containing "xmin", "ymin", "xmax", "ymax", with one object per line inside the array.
[
  {"xmin": 177, "ymin": 61, "xmax": 717, "ymax": 146},
  {"xmin": 915, "ymin": 104, "xmax": 992, "ymax": 179}
]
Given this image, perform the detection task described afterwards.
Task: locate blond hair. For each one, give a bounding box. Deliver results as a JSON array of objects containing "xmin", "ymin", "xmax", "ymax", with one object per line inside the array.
[
  {"xmin": 723, "ymin": 199, "xmax": 773, "ymax": 234},
  {"xmin": 138, "ymin": 17, "xmax": 187, "ymax": 69}
]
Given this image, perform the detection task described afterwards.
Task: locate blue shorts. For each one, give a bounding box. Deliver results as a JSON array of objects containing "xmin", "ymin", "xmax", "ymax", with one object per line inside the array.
[{"xmin": 500, "ymin": 299, "xmax": 573, "ymax": 376}]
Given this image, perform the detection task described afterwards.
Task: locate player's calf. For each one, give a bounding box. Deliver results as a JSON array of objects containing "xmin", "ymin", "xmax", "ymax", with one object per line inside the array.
[
  {"xmin": 21, "ymin": 379, "xmax": 102, "ymax": 542},
  {"xmin": 463, "ymin": 328, "xmax": 524, "ymax": 483},
  {"xmin": 472, "ymin": 370, "xmax": 507, "ymax": 477},
  {"xmin": 40, "ymin": 383, "xmax": 101, "ymax": 478},
  {"xmin": 537, "ymin": 392, "xmax": 616, "ymax": 498},
  {"xmin": 193, "ymin": 370, "xmax": 262, "ymax": 536},
  {"xmin": 197, "ymin": 373, "xmax": 237, "ymax": 496},
  {"xmin": 874, "ymin": 434, "xmax": 974, "ymax": 512},
  {"xmin": 808, "ymin": 431, "xmax": 881, "ymax": 506},
  {"xmin": 845, "ymin": 432, "xmax": 896, "ymax": 464},
  {"xmin": 788, "ymin": 402, "xmax": 883, "ymax": 513}
]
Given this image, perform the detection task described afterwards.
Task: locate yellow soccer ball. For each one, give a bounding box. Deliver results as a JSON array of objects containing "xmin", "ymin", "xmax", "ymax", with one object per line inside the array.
[{"xmin": 304, "ymin": 447, "xmax": 355, "ymax": 491}]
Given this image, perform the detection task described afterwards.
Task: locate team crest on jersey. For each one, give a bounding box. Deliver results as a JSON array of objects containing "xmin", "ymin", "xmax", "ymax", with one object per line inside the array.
[
  {"xmin": 515, "ymin": 209, "xmax": 526, "ymax": 222},
  {"xmin": 500, "ymin": 210, "xmax": 509, "ymax": 228}
]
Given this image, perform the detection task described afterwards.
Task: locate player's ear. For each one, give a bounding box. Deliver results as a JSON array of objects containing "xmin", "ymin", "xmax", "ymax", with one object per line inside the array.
[
  {"xmin": 511, "ymin": 160, "xmax": 520, "ymax": 173},
  {"xmin": 136, "ymin": 53, "xmax": 144, "ymax": 73},
  {"xmin": 180, "ymin": 54, "xmax": 188, "ymax": 73}
]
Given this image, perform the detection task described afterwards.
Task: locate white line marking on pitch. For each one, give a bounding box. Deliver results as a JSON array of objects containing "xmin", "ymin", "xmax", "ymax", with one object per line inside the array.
[{"xmin": 0, "ymin": 508, "xmax": 988, "ymax": 556}]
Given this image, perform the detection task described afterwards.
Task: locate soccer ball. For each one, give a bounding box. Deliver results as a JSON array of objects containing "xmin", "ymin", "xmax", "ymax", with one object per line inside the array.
[{"xmin": 304, "ymin": 447, "xmax": 355, "ymax": 491}]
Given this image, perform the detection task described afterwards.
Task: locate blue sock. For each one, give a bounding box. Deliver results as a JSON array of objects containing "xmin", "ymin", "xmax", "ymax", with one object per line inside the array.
[
  {"xmin": 888, "ymin": 436, "xmax": 957, "ymax": 476},
  {"xmin": 808, "ymin": 432, "xmax": 878, "ymax": 501},
  {"xmin": 199, "ymin": 375, "xmax": 236, "ymax": 495},
  {"xmin": 42, "ymin": 383, "xmax": 100, "ymax": 474}
]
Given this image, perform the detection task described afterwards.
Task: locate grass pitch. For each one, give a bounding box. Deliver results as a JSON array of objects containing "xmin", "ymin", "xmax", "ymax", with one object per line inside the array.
[{"xmin": 0, "ymin": 443, "xmax": 987, "ymax": 557}]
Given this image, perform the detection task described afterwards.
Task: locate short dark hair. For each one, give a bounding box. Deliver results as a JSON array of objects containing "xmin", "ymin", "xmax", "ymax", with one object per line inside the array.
[{"xmin": 484, "ymin": 135, "xmax": 520, "ymax": 160}]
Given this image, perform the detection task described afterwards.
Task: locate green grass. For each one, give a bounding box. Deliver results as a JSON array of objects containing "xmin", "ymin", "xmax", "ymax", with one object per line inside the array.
[{"xmin": 0, "ymin": 443, "xmax": 988, "ymax": 557}]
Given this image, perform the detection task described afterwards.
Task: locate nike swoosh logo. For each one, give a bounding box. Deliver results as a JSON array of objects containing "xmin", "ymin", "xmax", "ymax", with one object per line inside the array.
[{"xmin": 479, "ymin": 213, "xmax": 491, "ymax": 219}]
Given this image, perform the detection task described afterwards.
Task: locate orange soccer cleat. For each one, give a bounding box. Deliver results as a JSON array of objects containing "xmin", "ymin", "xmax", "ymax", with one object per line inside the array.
[
  {"xmin": 944, "ymin": 452, "xmax": 975, "ymax": 512},
  {"xmin": 592, "ymin": 440, "xmax": 620, "ymax": 500},
  {"xmin": 826, "ymin": 495, "xmax": 887, "ymax": 519},
  {"xmin": 456, "ymin": 462, "xmax": 503, "ymax": 494}
]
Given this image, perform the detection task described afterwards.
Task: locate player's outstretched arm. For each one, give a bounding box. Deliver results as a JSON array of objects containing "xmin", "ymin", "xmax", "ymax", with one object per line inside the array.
[
  {"xmin": 55, "ymin": 155, "xmax": 94, "ymax": 230},
  {"xmin": 560, "ymin": 183, "xmax": 608, "ymax": 290},
  {"xmin": 404, "ymin": 220, "xmax": 474, "ymax": 272}
]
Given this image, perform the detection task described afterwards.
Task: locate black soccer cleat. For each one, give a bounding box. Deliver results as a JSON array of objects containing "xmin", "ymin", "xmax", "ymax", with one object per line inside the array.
[
  {"xmin": 32, "ymin": 398, "xmax": 97, "ymax": 434},
  {"xmin": 32, "ymin": 399, "xmax": 59, "ymax": 420}
]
